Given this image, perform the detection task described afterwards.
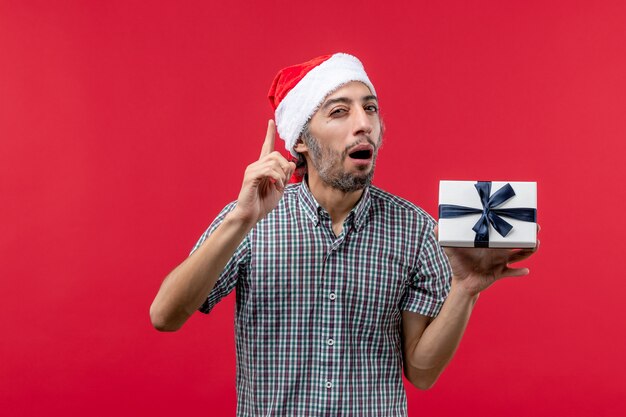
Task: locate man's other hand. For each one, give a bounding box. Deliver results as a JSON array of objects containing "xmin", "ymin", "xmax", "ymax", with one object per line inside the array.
[{"xmin": 435, "ymin": 224, "xmax": 540, "ymax": 296}]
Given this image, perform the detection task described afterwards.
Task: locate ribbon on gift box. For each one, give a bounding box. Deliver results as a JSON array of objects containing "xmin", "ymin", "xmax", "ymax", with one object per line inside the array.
[{"xmin": 438, "ymin": 182, "xmax": 537, "ymax": 248}]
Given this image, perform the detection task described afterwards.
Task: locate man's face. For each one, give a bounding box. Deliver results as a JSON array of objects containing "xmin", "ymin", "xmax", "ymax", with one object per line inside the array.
[{"xmin": 298, "ymin": 81, "xmax": 383, "ymax": 193}]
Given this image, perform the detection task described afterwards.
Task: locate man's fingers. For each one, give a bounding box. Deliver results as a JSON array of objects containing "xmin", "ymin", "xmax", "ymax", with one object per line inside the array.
[
  {"xmin": 502, "ymin": 267, "xmax": 530, "ymax": 278},
  {"xmin": 263, "ymin": 151, "xmax": 292, "ymax": 173},
  {"xmin": 286, "ymin": 161, "xmax": 296, "ymax": 180},
  {"xmin": 250, "ymin": 157, "xmax": 293, "ymax": 181},
  {"xmin": 258, "ymin": 151, "xmax": 295, "ymax": 183},
  {"xmin": 246, "ymin": 162, "xmax": 291, "ymax": 191},
  {"xmin": 275, "ymin": 155, "xmax": 292, "ymax": 175},
  {"xmin": 260, "ymin": 120, "xmax": 276, "ymax": 159},
  {"xmin": 259, "ymin": 167, "xmax": 285, "ymax": 189},
  {"xmin": 281, "ymin": 161, "xmax": 295, "ymax": 183},
  {"xmin": 507, "ymin": 251, "xmax": 533, "ymax": 265},
  {"xmin": 507, "ymin": 245, "xmax": 538, "ymax": 265}
]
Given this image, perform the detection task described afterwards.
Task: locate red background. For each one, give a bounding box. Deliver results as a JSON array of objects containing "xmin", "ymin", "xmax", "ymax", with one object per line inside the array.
[{"xmin": 2, "ymin": 1, "xmax": 625, "ymax": 416}]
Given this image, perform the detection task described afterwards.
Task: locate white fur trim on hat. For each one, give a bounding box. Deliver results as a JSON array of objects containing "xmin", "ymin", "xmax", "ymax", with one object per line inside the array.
[{"xmin": 275, "ymin": 53, "xmax": 376, "ymax": 157}]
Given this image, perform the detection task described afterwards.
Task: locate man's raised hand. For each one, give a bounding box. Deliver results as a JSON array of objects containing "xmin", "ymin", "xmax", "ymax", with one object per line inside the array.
[{"xmin": 231, "ymin": 120, "xmax": 296, "ymax": 226}]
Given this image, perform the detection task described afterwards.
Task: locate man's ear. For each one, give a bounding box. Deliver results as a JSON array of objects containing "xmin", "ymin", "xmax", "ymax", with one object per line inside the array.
[{"xmin": 293, "ymin": 139, "xmax": 307, "ymax": 154}]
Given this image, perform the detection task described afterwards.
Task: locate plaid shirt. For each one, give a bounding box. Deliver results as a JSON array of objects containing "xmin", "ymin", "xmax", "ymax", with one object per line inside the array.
[{"xmin": 193, "ymin": 181, "xmax": 451, "ymax": 417}]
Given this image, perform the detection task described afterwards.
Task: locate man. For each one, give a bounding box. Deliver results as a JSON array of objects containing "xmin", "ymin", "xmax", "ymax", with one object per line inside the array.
[{"xmin": 150, "ymin": 53, "xmax": 538, "ymax": 416}]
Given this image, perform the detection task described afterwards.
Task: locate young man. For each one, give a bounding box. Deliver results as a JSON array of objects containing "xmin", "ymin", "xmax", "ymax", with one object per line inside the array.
[{"xmin": 150, "ymin": 53, "xmax": 538, "ymax": 416}]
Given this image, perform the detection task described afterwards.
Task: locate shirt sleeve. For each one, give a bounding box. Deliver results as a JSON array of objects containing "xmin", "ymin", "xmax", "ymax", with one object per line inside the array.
[
  {"xmin": 400, "ymin": 218, "xmax": 451, "ymax": 317},
  {"xmin": 190, "ymin": 202, "xmax": 250, "ymax": 314}
]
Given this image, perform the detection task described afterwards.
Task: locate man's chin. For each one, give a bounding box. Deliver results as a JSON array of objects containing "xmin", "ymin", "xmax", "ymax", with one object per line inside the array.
[{"xmin": 323, "ymin": 170, "xmax": 374, "ymax": 193}]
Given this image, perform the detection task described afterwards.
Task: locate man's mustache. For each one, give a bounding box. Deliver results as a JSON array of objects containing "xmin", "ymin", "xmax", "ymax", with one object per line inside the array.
[{"xmin": 342, "ymin": 135, "xmax": 382, "ymax": 158}]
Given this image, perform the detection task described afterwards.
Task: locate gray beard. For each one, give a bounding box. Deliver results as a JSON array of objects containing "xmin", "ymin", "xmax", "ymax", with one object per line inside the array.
[{"xmin": 303, "ymin": 130, "xmax": 379, "ymax": 193}]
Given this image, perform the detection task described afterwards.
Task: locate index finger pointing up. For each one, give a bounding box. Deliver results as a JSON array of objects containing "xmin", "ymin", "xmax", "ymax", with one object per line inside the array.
[{"xmin": 260, "ymin": 119, "xmax": 276, "ymax": 158}]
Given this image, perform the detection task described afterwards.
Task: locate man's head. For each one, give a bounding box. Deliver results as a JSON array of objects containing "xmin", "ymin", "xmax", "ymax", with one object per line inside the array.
[
  {"xmin": 268, "ymin": 53, "xmax": 382, "ymax": 191},
  {"xmin": 295, "ymin": 81, "xmax": 383, "ymax": 192}
]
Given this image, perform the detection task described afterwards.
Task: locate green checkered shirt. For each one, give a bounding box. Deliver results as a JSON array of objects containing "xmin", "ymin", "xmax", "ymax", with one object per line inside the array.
[{"xmin": 193, "ymin": 181, "xmax": 451, "ymax": 416}]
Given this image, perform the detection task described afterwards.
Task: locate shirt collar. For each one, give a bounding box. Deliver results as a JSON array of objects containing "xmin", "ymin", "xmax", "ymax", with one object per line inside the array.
[{"xmin": 298, "ymin": 179, "xmax": 372, "ymax": 232}]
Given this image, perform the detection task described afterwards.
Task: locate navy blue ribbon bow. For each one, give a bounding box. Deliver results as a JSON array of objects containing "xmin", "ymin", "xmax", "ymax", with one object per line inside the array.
[{"xmin": 438, "ymin": 182, "xmax": 537, "ymax": 248}]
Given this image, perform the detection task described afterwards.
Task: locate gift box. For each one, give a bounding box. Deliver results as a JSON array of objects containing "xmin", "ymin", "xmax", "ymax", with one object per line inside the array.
[{"xmin": 438, "ymin": 181, "xmax": 537, "ymax": 248}]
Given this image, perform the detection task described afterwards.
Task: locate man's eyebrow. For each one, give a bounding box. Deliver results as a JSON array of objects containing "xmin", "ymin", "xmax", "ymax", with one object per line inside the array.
[
  {"xmin": 321, "ymin": 97, "xmax": 351, "ymax": 110},
  {"xmin": 362, "ymin": 95, "xmax": 378, "ymax": 103},
  {"xmin": 321, "ymin": 95, "xmax": 379, "ymax": 110}
]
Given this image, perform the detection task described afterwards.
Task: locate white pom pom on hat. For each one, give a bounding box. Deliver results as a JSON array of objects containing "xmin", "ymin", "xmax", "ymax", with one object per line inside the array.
[{"xmin": 267, "ymin": 53, "xmax": 376, "ymax": 157}]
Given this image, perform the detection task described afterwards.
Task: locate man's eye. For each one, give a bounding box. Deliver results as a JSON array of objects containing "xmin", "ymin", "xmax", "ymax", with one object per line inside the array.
[
  {"xmin": 365, "ymin": 105, "xmax": 378, "ymax": 113},
  {"xmin": 330, "ymin": 108, "xmax": 347, "ymax": 116}
]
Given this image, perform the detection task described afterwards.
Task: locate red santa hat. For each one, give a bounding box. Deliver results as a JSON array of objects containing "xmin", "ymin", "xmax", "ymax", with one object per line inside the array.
[{"xmin": 268, "ymin": 53, "xmax": 376, "ymax": 157}]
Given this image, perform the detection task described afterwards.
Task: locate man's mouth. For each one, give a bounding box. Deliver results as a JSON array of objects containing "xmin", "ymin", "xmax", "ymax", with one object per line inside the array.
[{"xmin": 347, "ymin": 144, "xmax": 374, "ymax": 160}]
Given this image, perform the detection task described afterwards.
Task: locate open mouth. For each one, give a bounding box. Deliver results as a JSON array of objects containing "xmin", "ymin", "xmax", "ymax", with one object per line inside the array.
[
  {"xmin": 349, "ymin": 149, "xmax": 372, "ymax": 159},
  {"xmin": 348, "ymin": 145, "xmax": 374, "ymax": 160}
]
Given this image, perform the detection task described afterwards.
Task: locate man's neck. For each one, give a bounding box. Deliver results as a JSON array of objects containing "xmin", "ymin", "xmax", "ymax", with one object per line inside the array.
[{"xmin": 306, "ymin": 173, "xmax": 364, "ymax": 234}]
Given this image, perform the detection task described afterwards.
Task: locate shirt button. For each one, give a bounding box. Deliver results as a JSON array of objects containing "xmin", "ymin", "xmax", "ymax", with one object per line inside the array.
[
  {"xmin": 327, "ymin": 338, "xmax": 334, "ymax": 346},
  {"xmin": 329, "ymin": 292, "xmax": 336, "ymax": 301},
  {"xmin": 325, "ymin": 381, "xmax": 333, "ymax": 389}
]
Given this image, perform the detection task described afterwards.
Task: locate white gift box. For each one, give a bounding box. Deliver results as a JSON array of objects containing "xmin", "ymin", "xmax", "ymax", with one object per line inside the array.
[{"xmin": 438, "ymin": 181, "xmax": 537, "ymax": 248}]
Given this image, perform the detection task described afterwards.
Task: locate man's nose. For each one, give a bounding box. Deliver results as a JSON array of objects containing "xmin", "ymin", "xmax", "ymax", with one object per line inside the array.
[{"xmin": 352, "ymin": 106, "xmax": 373, "ymax": 136}]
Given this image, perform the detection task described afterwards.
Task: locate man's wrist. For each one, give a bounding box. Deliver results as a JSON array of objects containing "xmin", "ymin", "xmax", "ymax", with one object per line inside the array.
[
  {"xmin": 450, "ymin": 278, "xmax": 481, "ymax": 303},
  {"xmin": 226, "ymin": 206, "xmax": 258, "ymax": 228}
]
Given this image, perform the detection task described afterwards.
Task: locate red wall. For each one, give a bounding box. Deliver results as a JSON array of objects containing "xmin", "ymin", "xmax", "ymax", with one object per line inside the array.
[{"xmin": 2, "ymin": 1, "xmax": 625, "ymax": 416}]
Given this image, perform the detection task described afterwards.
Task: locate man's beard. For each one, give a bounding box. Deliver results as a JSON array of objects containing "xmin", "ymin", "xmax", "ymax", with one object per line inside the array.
[{"xmin": 302, "ymin": 129, "xmax": 382, "ymax": 193}]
